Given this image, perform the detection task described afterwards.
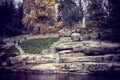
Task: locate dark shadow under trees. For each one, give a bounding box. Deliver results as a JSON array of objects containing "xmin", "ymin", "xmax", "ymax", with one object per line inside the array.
[{"xmin": 0, "ymin": 0, "xmax": 24, "ymax": 38}]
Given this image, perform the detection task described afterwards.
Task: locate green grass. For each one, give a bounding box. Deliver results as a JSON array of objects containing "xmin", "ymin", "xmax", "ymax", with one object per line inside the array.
[{"xmin": 20, "ymin": 37, "xmax": 59, "ymax": 54}]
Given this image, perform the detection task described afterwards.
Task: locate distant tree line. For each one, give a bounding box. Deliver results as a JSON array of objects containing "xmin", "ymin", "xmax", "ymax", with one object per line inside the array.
[
  {"xmin": 86, "ymin": 0, "xmax": 120, "ymax": 41},
  {"xmin": 108, "ymin": 0, "xmax": 120, "ymax": 41},
  {"xmin": 0, "ymin": 0, "xmax": 120, "ymax": 42},
  {"xmin": 57, "ymin": 0, "xmax": 83, "ymax": 27},
  {"xmin": 0, "ymin": 0, "xmax": 23, "ymax": 37}
]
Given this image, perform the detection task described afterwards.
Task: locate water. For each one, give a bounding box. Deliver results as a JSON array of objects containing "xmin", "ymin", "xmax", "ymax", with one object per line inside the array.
[{"xmin": 0, "ymin": 70, "xmax": 120, "ymax": 80}]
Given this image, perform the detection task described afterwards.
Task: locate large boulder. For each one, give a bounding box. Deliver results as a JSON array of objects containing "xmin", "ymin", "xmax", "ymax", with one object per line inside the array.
[
  {"xmin": 72, "ymin": 41, "xmax": 120, "ymax": 55},
  {"xmin": 71, "ymin": 33, "xmax": 81, "ymax": 41},
  {"xmin": 58, "ymin": 28, "xmax": 72, "ymax": 37},
  {"xmin": 53, "ymin": 39, "xmax": 120, "ymax": 55}
]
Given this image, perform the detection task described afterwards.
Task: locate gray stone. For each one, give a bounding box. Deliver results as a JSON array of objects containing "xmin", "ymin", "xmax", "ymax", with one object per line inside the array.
[
  {"xmin": 58, "ymin": 28, "xmax": 72, "ymax": 37},
  {"xmin": 55, "ymin": 44, "xmax": 73, "ymax": 52},
  {"xmin": 60, "ymin": 54, "xmax": 120, "ymax": 63},
  {"xmin": 71, "ymin": 33, "xmax": 81, "ymax": 41},
  {"xmin": 57, "ymin": 50, "xmax": 72, "ymax": 54},
  {"xmin": 10, "ymin": 54, "xmax": 56, "ymax": 65},
  {"xmin": 8, "ymin": 37, "xmax": 120, "ymax": 74},
  {"xmin": 52, "ymin": 38, "xmax": 120, "ymax": 56},
  {"xmin": 85, "ymin": 63, "xmax": 110, "ymax": 72},
  {"xmin": 63, "ymin": 62, "xmax": 120, "ymax": 73}
]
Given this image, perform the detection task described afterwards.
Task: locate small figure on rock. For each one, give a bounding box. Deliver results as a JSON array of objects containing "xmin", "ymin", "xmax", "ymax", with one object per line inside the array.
[
  {"xmin": 71, "ymin": 30, "xmax": 82, "ymax": 42},
  {"xmin": 13, "ymin": 39, "xmax": 16, "ymax": 45},
  {"xmin": 18, "ymin": 40, "xmax": 21, "ymax": 46}
]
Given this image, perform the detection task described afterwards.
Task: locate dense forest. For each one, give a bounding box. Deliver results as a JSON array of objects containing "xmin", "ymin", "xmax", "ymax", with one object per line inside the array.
[
  {"xmin": 0, "ymin": 0, "xmax": 23, "ymax": 37},
  {"xmin": 0, "ymin": 0, "xmax": 120, "ymax": 41}
]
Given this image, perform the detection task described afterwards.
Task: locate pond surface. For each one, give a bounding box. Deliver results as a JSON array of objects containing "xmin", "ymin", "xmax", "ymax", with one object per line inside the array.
[{"xmin": 0, "ymin": 70, "xmax": 120, "ymax": 80}]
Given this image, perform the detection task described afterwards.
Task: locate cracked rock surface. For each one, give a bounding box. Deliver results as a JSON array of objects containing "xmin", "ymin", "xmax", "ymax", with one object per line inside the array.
[{"xmin": 9, "ymin": 37, "xmax": 120, "ymax": 73}]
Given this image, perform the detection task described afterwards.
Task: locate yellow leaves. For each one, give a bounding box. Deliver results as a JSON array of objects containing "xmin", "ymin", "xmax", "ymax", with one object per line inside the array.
[
  {"xmin": 39, "ymin": 12, "xmax": 48, "ymax": 17},
  {"xmin": 23, "ymin": 0, "xmax": 34, "ymax": 8},
  {"xmin": 36, "ymin": 9, "xmax": 49, "ymax": 17},
  {"xmin": 22, "ymin": 14, "xmax": 37, "ymax": 25},
  {"xmin": 22, "ymin": 0, "xmax": 57, "ymax": 34},
  {"xmin": 34, "ymin": 23, "xmax": 45, "ymax": 28},
  {"xmin": 55, "ymin": 21, "xmax": 64, "ymax": 30},
  {"xmin": 23, "ymin": 0, "xmax": 56, "ymax": 8},
  {"xmin": 34, "ymin": 21, "xmax": 65, "ymax": 34},
  {"xmin": 47, "ymin": 26, "xmax": 57, "ymax": 33},
  {"xmin": 23, "ymin": 0, "xmax": 56, "ymax": 17},
  {"xmin": 40, "ymin": 26, "xmax": 57, "ymax": 33},
  {"xmin": 42, "ymin": 0, "xmax": 49, "ymax": 6},
  {"xmin": 34, "ymin": 23, "xmax": 48, "ymax": 34},
  {"xmin": 34, "ymin": 23, "xmax": 57, "ymax": 33},
  {"xmin": 48, "ymin": 7, "xmax": 56, "ymax": 13},
  {"xmin": 48, "ymin": 2, "xmax": 55, "ymax": 6},
  {"xmin": 55, "ymin": 21, "xmax": 64, "ymax": 28},
  {"xmin": 41, "ymin": 0, "xmax": 55, "ymax": 7}
]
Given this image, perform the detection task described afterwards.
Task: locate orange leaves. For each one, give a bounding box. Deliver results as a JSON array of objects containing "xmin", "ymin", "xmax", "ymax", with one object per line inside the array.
[
  {"xmin": 47, "ymin": 26, "xmax": 57, "ymax": 33},
  {"xmin": 22, "ymin": 14, "xmax": 37, "ymax": 25},
  {"xmin": 47, "ymin": 1, "xmax": 55, "ymax": 6},
  {"xmin": 34, "ymin": 23, "xmax": 46, "ymax": 28},
  {"xmin": 23, "ymin": 0, "xmax": 56, "ymax": 18},
  {"xmin": 22, "ymin": 0, "xmax": 57, "ymax": 34},
  {"xmin": 41, "ymin": 0, "xmax": 55, "ymax": 7},
  {"xmin": 42, "ymin": 0, "xmax": 49, "ymax": 6},
  {"xmin": 35, "ymin": 9, "xmax": 49, "ymax": 17},
  {"xmin": 23, "ymin": 0, "xmax": 56, "ymax": 8},
  {"xmin": 23, "ymin": 0, "xmax": 34, "ymax": 8},
  {"xmin": 55, "ymin": 21, "xmax": 64, "ymax": 28}
]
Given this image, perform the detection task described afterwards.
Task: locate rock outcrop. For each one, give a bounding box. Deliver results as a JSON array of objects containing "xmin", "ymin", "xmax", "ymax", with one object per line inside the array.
[
  {"xmin": 54, "ymin": 39, "xmax": 120, "ymax": 55},
  {"xmin": 9, "ymin": 37, "xmax": 120, "ymax": 74}
]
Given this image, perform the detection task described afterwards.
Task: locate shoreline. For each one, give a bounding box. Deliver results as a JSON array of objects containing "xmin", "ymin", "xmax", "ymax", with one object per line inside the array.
[{"xmin": 0, "ymin": 67, "xmax": 120, "ymax": 76}]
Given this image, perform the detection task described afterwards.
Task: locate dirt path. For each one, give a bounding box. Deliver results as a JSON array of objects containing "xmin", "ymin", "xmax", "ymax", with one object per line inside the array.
[{"xmin": 15, "ymin": 45, "xmax": 25, "ymax": 54}]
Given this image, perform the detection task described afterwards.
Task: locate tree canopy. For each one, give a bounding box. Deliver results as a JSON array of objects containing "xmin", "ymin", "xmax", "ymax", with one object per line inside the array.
[
  {"xmin": 58, "ymin": 0, "xmax": 83, "ymax": 27},
  {"xmin": 22, "ymin": 0, "xmax": 57, "ymax": 33},
  {"xmin": 0, "ymin": 0, "xmax": 23, "ymax": 37}
]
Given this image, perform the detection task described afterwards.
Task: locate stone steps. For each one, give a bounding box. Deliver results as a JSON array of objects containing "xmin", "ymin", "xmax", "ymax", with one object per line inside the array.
[
  {"xmin": 60, "ymin": 54, "xmax": 120, "ymax": 63},
  {"xmin": 54, "ymin": 39, "xmax": 120, "ymax": 56},
  {"xmin": 10, "ymin": 54, "xmax": 120, "ymax": 73},
  {"xmin": 28, "ymin": 62, "xmax": 120, "ymax": 73},
  {"xmin": 59, "ymin": 62, "xmax": 120, "ymax": 73},
  {"xmin": 10, "ymin": 54, "xmax": 120, "ymax": 65}
]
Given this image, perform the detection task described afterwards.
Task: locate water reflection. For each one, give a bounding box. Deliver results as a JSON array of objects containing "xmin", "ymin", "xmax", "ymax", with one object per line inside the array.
[{"xmin": 0, "ymin": 71, "xmax": 120, "ymax": 80}]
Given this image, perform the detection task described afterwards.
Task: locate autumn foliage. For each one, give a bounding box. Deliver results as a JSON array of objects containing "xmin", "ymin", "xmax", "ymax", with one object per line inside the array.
[{"xmin": 22, "ymin": 0, "xmax": 61, "ymax": 34}]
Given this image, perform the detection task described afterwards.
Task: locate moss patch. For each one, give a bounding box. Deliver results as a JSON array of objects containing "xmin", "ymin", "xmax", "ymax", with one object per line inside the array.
[{"xmin": 20, "ymin": 37, "xmax": 59, "ymax": 54}]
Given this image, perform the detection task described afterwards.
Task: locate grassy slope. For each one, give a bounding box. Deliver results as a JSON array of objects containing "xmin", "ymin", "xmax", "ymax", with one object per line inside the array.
[{"xmin": 20, "ymin": 37, "xmax": 59, "ymax": 54}]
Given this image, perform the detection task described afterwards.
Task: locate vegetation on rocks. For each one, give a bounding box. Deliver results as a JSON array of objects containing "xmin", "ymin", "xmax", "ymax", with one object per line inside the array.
[
  {"xmin": 0, "ymin": 46, "xmax": 18, "ymax": 61},
  {"xmin": 0, "ymin": 0, "xmax": 120, "ymax": 74},
  {"xmin": 8, "ymin": 37, "xmax": 120, "ymax": 73},
  {"xmin": 20, "ymin": 37, "xmax": 59, "ymax": 54}
]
